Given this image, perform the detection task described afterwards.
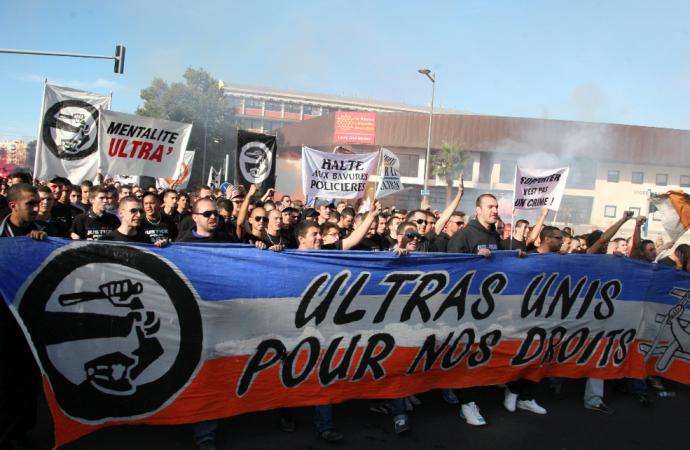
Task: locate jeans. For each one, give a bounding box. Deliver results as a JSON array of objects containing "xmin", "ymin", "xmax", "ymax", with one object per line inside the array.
[
  {"xmin": 584, "ymin": 378, "xmax": 604, "ymax": 407},
  {"xmin": 313, "ymin": 405, "xmax": 334, "ymax": 433},
  {"xmin": 192, "ymin": 420, "xmax": 218, "ymax": 444}
]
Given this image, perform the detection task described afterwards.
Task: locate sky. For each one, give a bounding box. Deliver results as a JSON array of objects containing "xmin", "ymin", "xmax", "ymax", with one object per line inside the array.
[{"xmin": 2, "ymin": 0, "xmax": 690, "ymax": 141}]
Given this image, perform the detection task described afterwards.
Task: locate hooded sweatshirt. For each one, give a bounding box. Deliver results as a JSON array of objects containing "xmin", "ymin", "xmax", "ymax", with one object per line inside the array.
[{"xmin": 446, "ymin": 218, "xmax": 500, "ymax": 254}]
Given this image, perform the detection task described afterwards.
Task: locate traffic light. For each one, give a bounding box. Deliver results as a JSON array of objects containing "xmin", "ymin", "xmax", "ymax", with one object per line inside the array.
[{"xmin": 114, "ymin": 45, "xmax": 126, "ymax": 74}]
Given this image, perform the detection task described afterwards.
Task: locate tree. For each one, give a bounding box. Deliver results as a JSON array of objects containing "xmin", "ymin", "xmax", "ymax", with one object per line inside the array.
[
  {"xmin": 431, "ymin": 143, "xmax": 471, "ymax": 204},
  {"xmin": 137, "ymin": 68, "xmax": 235, "ymax": 186}
]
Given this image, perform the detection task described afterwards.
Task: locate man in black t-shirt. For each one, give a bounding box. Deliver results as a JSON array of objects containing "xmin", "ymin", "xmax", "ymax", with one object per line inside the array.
[
  {"xmin": 105, "ymin": 196, "xmax": 149, "ymax": 243},
  {"xmin": 35, "ymin": 186, "xmax": 65, "ymax": 237},
  {"xmin": 70, "ymin": 187, "xmax": 121, "ymax": 240},
  {"xmin": 48, "ymin": 177, "xmax": 82, "ymax": 230},
  {"xmin": 141, "ymin": 192, "xmax": 177, "ymax": 243},
  {"xmin": 501, "ymin": 219, "xmax": 529, "ymax": 251}
]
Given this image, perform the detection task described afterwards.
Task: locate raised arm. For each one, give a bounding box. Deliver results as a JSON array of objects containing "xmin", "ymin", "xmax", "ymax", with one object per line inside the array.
[
  {"xmin": 342, "ymin": 201, "xmax": 381, "ymax": 250},
  {"xmin": 587, "ymin": 211, "xmax": 633, "ymax": 254},
  {"xmin": 435, "ymin": 174, "xmax": 464, "ymax": 235},
  {"xmin": 628, "ymin": 216, "xmax": 646, "ymax": 258},
  {"xmin": 526, "ymin": 207, "xmax": 548, "ymax": 247},
  {"xmin": 235, "ymin": 184, "xmax": 257, "ymax": 239}
]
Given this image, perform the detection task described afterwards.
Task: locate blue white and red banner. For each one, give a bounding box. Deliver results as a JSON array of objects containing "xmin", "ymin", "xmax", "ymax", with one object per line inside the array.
[{"xmin": 0, "ymin": 238, "xmax": 689, "ymax": 446}]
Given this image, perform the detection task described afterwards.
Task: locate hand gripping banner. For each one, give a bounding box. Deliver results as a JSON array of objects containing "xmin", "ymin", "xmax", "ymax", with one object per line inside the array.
[{"xmin": 1, "ymin": 238, "xmax": 690, "ymax": 446}]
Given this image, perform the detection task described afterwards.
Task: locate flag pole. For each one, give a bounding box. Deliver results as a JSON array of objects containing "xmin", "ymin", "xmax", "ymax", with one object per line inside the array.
[
  {"xmin": 509, "ymin": 165, "xmax": 518, "ymax": 250},
  {"xmin": 32, "ymin": 78, "xmax": 48, "ymax": 180}
]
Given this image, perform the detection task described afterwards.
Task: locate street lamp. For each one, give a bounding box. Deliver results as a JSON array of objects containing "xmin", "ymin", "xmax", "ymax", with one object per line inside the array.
[{"xmin": 418, "ymin": 68, "xmax": 435, "ymax": 204}]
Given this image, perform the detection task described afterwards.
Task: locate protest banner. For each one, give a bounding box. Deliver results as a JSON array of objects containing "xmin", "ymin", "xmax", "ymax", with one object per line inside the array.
[
  {"xmin": 236, "ymin": 130, "xmax": 277, "ymax": 194},
  {"xmin": 157, "ymin": 151, "xmax": 195, "ymax": 189},
  {"xmin": 1, "ymin": 239, "xmax": 690, "ymax": 446},
  {"xmin": 34, "ymin": 83, "xmax": 111, "ymax": 184},
  {"xmin": 302, "ymin": 146, "xmax": 378, "ymax": 199},
  {"xmin": 375, "ymin": 147, "xmax": 404, "ymax": 198},
  {"xmin": 513, "ymin": 166, "xmax": 569, "ymax": 211},
  {"xmin": 98, "ymin": 110, "xmax": 192, "ymax": 178}
]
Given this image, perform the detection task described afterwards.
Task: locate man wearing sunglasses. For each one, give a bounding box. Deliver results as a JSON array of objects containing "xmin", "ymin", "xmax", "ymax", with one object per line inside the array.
[
  {"xmin": 104, "ymin": 196, "xmax": 150, "ymax": 243},
  {"xmin": 176, "ymin": 198, "xmax": 234, "ymax": 243},
  {"xmin": 406, "ymin": 174, "xmax": 465, "ymax": 252},
  {"xmin": 70, "ymin": 187, "xmax": 121, "ymax": 241},
  {"xmin": 431, "ymin": 212, "xmax": 466, "ymax": 252}
]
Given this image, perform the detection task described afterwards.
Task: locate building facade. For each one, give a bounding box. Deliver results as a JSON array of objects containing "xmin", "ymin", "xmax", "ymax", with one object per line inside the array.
[
  {"xmin": 220, "ymin": 82, "xmax": 462, "ymax": 134},
  {"xmin": 277, "ymin": 111, "xmax": 690, "ymax": 240}
]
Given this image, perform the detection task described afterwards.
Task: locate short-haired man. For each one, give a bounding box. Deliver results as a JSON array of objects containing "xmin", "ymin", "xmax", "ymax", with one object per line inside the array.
[
  {"xmin": 105, "ymin": 197, "xmax": 149, "ymax": 243},
  {"xmin": 70, "ymin": 187, "xmax": 121, "ymax": 240},
  {"xmin": 530, "ymin": 226, "xmax": 563, "ymax": 254},
  {"xmin": 80, "ymin": 180, "xmax": 93, "ymax": 211},
  {"xmin": 48, "ymin": 176, "xmax": 81, "ymax": 232},
  {"xmin": 0, "ymin": 183, "xmax": 47, "ymax": 449},
  {"xmin": 337, "ymin": 207, "xmax": 355, "ymax": 237},
  {"xmin": 447, "ymin": 193, "xmax": 500, "ymax": 256},
  {"xmin": 176, "ymin": 198, "xmax": 233, "ymax": 243},
  {"xmin": 432, "ymin": 212, "xmax": 466, "ymax": 252},
  {"xmin": 0, "ymin": 184, "xmax": 47, "ymax": 240},
  {"xmin": 315, "ymin": 200, "xmax": 331, "ymax": 225},
  {"xmin": 281, "ymin": 194, "xmax": 292, "ymax": 208},
  {"xmin": 503, "ymin": 219, "xmax": 529, "ymax": 251},
  {"xmin": 35, "ymin": 186, "xmax": 64, "ymax": 236},
  {"xmin": 161, "ymin": 189, "xmax": 179, "ymax": 221},
  {"xmin": 141, "ymin": 192, "xmax": 177, "ymax": 243}
]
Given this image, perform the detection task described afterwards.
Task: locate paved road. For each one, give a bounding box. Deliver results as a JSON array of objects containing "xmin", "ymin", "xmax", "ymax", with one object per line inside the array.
[{"xmin": 29, "ymin": 380, "xmax": 690, "ymax": 450}]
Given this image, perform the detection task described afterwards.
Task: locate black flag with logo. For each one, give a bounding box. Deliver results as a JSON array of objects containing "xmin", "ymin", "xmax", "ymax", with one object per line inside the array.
[{"xmin": 235, "ymin": 130, "xmax": 277, "ymax": 194}]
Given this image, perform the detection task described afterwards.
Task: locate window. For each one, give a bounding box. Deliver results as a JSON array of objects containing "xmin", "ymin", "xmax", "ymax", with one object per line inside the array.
[
  {"xmin": 285, "ymin": 103, "xmax": 301, "ymax": 113},
  {"xmin": 303, "ymin": 105, "xmax": 322, "ymax": 116},
  {"xmin": 656, "ymin": 173, "xmax": 668, "ymax": 186},
  {"xmin": 499, "ymin": 160, "xmax": 517, "ymax": 184},
  {"xmin": 604, "ymin": 205, "xmax": 617, "ymax": 218},
  {"xmin": 245, "ymin": 98, "xmax": 263, "ymax": 109},
  {"xmin": 631, "ymin": 171, "xmax": 644, "ymax": 184},
  {"xmin": 681, "ymin": 175, "xmax": 690, "ymax": 188},
  {"xmin": 607, "ymin": 170, "xmax": 620, "ymax": 183},
  {"xmin": 568, "ymin": 158, "xmax": 597, "ymax": 189},
  {"xmin": 398, "ymin": 154, "xmax": 420, "ymax": 177},
  {"xmin": 265, "ymin": 101, "xmax": 282, "ymax": 112},
  {"xmin": 629, "ymin": 207, "xmax": 641, "ymax": 217}
]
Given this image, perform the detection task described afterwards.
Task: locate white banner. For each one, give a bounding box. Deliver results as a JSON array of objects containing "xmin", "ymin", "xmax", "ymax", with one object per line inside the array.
[
  {"xmin": 98, "ymin": 110, "xmax": 192, "ymax": 178},
  {"xmin": 513, "ymin": 166, "xmax": 569, "ymax": 211},
  {"xmin": 34, "ymin": 83, "xmax": 111, "ymax": 184},
  {"xmin": 157, "ymin": 151, "xmax": 195, "ymax": 190},
  {"xmin": 375, "ymin": 148, "xmax": 403, "ymax": 198},
  {"xmin": 301, "ymin": 146, "xmax": 378, "ymax": 199},
  {"xmin": 207, "ymin": 166, "xmax": 222, "ymax": 189},
  {"xmin": 113, "ymin": 175, "xmax": 140, "ymax": 186}
]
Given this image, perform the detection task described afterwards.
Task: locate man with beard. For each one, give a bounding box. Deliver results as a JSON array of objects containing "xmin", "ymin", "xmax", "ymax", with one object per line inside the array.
[
  {"xmin": 70, "ymin": 187, "xmax": 121, "ymax": 240},
  {"xmin": 0, "ymin": 184, "xmax": 48, "ymax": 450},
  {"xmin": 176, "ymin": 198, "xmax": 234, "ymax": 243},
  {"xmin": 447, "ymin": 193, "xmax": 500, "ymax": 256}
]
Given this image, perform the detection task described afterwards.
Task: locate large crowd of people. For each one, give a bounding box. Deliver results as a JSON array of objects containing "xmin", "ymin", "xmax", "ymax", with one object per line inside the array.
[{"xmin": 0, "ymin": 170, "xmax": 685, "ymax": 450}]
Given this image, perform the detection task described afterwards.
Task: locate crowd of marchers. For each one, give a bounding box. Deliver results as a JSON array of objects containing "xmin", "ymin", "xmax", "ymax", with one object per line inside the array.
[{"xmin": 0, "ymin": 170, "xmax": 687, "ymax": 450}]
